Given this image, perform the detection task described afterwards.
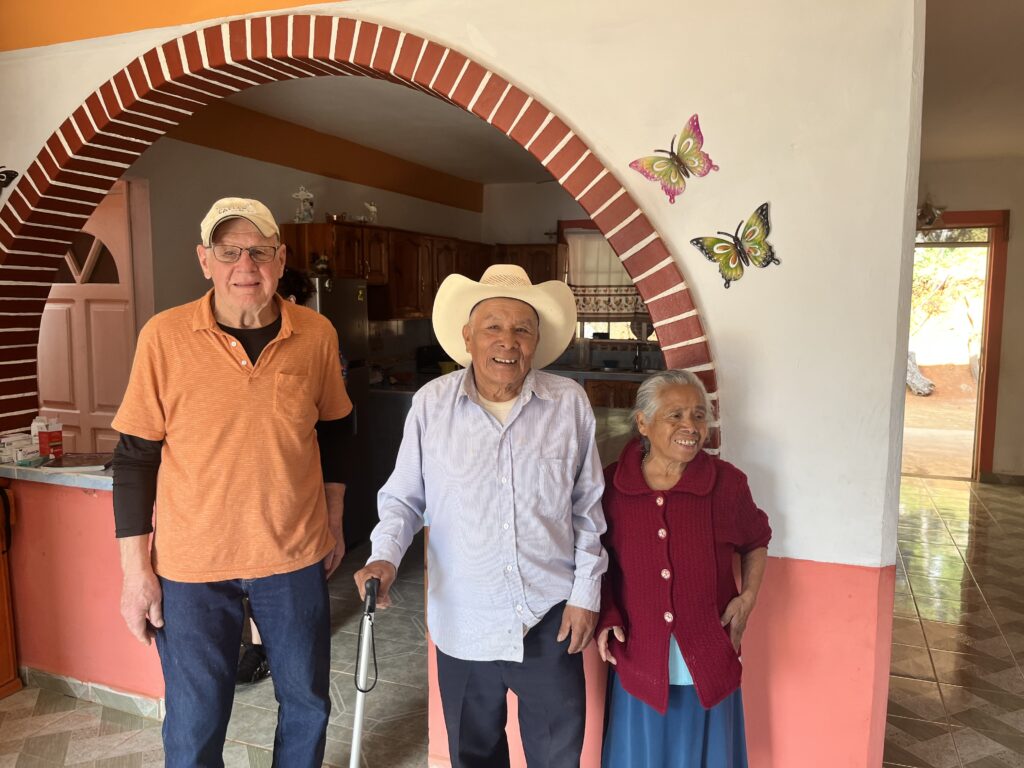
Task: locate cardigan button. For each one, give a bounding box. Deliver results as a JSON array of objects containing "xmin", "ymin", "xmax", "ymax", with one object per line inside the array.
[
  {"xmin": 655, "ymin": 496, "xmax": 664, "ymax": 507},
  {"xmin": 657, "ymin": 528, "xmax": 667, "ymax": 539},
  {"xmin": 663, "ymin": 611, "xmax": 674, "ymax": 623},
  {"xmin": 661, "ymin": 569, "xmax": 670, "ymax": 580}
]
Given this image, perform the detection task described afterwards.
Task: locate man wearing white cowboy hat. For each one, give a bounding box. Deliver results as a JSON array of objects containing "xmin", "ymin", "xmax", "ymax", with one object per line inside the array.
[{"xmin": 355, "ymin": 264, "xmax": 607, "ymax": 767}]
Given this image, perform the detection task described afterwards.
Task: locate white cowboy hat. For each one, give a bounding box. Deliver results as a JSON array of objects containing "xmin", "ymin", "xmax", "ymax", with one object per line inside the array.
[{"xmin": 433, "ymin": 264, "xmax": 577, "ymax": 369}]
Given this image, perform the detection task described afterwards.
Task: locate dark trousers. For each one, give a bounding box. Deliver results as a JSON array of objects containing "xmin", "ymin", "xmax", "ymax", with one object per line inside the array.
[
  {"xmin": 156, "ymin": 561, "xmax": 331, "ymax": 768},
  {"xmin": 436, "ymin": 603, "xmax": 587, "ymax": 768}
]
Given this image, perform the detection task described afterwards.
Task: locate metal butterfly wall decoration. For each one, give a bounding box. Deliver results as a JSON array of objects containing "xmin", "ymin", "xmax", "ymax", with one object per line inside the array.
[
  {"xmin": 690, "ymin": 202, "xmax": 780, "ymax": 288},
  {"xmin": 629, "ymin": 114, "xmax": 718, "ymax": 204},
  {"xmin": 0, "ymin": 167, "xmax": 18, "ymax": 191}
]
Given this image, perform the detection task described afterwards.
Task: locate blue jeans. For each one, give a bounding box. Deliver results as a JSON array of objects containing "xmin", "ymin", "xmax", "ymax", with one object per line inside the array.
[{"xmin": 156, "ymin": 561, "xmax": 331, "ymax": 768}]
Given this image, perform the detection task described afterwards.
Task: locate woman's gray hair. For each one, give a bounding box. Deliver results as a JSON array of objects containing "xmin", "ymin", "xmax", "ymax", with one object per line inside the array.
[{"xmin": 631, "ymin": 369, "xmax": 714, "ymax": 442}]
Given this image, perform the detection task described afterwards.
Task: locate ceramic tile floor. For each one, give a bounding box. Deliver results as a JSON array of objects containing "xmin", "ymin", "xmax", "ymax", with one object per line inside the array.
[
  {"xmin": 885, "ymin": 477, "xmax": 1024, "ymax": 768},
  {"xmin": 0, "ymin": 535, "xmax": 427, "ymax": 767}
]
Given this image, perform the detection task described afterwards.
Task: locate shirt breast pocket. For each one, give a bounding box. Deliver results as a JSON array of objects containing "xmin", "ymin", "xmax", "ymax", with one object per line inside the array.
[
  {"xmin": 522, "ymin": 457, "xmax": 572, "ymax": 519},
  {"xmin": 274, "ymin": 372, "xmax": 316, "ymax": 424}
]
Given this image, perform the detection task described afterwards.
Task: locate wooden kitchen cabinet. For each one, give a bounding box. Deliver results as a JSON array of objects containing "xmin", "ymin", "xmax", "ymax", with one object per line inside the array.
[
  {"xmin": 494, "ymin": 243, "xmax": 558, "ymax": 284},
  {"xmin": 332, "ymin": 223, "xmax": 363, "ymax": 279},
  {"xmin": 362, "ymin": 226, "xmax": 389, "ymax": 285},
  {"xmin": 284, "ymin": 223, "xmax": 565, "ymax": 320},
  {"xmin": 433, "ymin": 238, "xmax": 492, "ymax": 291},
  {"xmin": 387, "ymin": 231, "xmax": 434, "ymax": 318},
  {"xmin": 281, "ymin": 222, "xmax": 335, "ymax": 271},
  {"xmin": 431, "ymin": 237, "xmax": 458, "ymax": 295},
  {"xmin": 584, "ymin": 379, "xmax": 640, "ymax": 409},
  {"xmin": 282, "ymin": 222, "xmax": 389, "ymax": 285}
]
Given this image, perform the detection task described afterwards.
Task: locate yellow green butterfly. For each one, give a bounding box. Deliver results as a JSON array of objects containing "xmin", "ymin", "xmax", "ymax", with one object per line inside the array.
[
  {"xmin": 629, "ymin": 114, "xmax": 719, "ymax": 204},
  {"xmin": 690, "ymin": 203, "xmax": 780, "ymax": 288}
]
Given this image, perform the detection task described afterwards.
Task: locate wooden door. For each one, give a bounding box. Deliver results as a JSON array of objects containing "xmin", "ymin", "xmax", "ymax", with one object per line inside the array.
[
  {"xmin": 38, "ymin": 181, "xmax": 137, "ymax": 453},
  {"xmin": 388, "ymin": 231, "xmax": 432, "ymax": 318},
  {"xmin": 362, "ymin": 226, "xmax": 389, "ymax": 285}
]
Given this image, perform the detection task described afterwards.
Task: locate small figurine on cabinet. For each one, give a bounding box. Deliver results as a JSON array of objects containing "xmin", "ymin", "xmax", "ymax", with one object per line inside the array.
[
  {"xmin": 364, "ymin": 201, "xmax": 378, "ymax": 224},
  {"xmin": 292, "ymin": 186, "xmax": 314, "ymax": 223}
]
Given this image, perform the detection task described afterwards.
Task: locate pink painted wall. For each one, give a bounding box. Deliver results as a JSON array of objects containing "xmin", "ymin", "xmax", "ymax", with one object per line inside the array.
[
  {"xmin": 429, "ymin": 557, "xmax": 896, "ymax": 767},
  {"xmin": 8, "ymin": 481, "xmax": 163, "ymax": 697}
]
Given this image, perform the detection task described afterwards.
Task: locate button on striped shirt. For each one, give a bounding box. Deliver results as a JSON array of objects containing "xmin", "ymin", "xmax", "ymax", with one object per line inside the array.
[{"xmin": 369, "ymin": 368, "xmax": 608, "ymax": 662}]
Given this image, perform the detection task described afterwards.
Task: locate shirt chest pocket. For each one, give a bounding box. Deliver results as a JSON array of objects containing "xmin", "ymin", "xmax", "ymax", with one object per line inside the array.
[
  {"xmin": 517, "ymin": 457, "xmax": 573, "ymax": 519},
  {"xmin": 274, "ymin": 372, "xmax": 317, "ymax": 424}
]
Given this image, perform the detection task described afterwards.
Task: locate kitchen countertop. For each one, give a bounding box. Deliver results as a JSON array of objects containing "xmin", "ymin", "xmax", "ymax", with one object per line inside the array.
[{"xmin": 0, "ymin": 464, "xmax": 112, "ymax": 491}]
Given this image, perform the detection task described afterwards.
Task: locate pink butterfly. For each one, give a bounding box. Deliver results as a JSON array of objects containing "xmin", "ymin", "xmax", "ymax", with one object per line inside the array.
[{"xmin": 629, "ymin": 114, "xmax": 719, "ymax": 203}]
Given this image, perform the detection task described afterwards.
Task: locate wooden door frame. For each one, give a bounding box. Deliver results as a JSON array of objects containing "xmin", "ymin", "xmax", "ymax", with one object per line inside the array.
[{"xmin": 920, "ymin": 210, "xmax": 1009, "ymax": 479}]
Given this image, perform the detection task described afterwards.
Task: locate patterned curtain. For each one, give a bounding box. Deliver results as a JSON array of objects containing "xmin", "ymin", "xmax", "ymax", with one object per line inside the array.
[{"xmin": 566, "ymin": 233, "xmax": 646, "ymax": 317}]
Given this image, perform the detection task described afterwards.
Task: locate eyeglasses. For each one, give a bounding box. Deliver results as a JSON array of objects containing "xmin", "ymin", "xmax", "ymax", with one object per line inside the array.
[{"xmin": 209, "ymin": 244, "xmax": 280, "ymax": 263}]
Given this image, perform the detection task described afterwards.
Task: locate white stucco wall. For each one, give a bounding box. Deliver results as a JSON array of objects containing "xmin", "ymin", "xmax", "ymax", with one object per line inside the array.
[
  {"xmin": 480, "ymin": 183, "xmax": 585, "ymax": 244},
  {"xmin": 0, "ymin": 0, "xmax": 924, "ymax": 568},
  {"xmin": 919, "ymin": 158, "xmax": 1024, "ymax": 477}
]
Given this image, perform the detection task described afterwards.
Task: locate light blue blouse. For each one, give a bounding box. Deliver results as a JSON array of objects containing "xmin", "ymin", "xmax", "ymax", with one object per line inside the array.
[{"xmin": 668, "ymin": 635, "xmax": 694, "ymax": 686}]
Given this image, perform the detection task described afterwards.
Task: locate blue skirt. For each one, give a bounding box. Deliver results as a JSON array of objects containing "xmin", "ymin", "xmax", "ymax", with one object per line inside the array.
[{"xmin": 601, "ymin": 672, "xmax": 748, "ymax": 768}]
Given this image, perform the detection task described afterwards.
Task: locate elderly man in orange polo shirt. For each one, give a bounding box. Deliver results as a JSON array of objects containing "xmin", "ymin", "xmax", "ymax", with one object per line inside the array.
[{"xmin": 111, "ymin": 198, "xmax": 351, "ymax": 767}]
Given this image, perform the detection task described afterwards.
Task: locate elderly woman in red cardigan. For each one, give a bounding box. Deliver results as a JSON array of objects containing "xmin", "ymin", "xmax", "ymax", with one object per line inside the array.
[{"xmin": 597, "ymin": 369, "xmax": 771, "ymax": 767}]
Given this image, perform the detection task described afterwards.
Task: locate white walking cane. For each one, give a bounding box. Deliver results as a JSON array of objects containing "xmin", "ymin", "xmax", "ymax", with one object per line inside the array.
[{"xmin": 349, "ymin": 577, "xmax": 380, "ymax": 768}]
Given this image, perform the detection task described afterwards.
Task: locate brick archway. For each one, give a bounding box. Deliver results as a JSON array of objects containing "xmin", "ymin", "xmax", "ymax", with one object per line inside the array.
[{"xmin": 0, "ymin": 13, "xmax": 716, "ymax": 440}]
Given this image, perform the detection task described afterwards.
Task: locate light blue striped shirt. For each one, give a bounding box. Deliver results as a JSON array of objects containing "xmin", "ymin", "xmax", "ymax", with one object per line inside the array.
[{"xmin": 368, "ymin": 368, "xmax": 608, "ymax": 662}]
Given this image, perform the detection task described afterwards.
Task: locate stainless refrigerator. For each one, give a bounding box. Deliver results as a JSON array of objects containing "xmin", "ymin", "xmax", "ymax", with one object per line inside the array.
[{"xmin": 311, "ymin": 277, "xmax": 376, "ymax": 547}]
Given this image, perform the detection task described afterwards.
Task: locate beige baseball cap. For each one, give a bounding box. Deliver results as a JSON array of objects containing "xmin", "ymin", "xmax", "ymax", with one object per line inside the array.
[{"xmin": 200, "ymin": 198, "xmax": 279, "ymax": 246}]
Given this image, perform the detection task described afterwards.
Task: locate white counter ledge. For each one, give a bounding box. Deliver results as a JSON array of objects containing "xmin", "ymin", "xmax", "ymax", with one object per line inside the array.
[{"xmin": 0, "ymin": 464, "xmax": 113, "ymax": 491}]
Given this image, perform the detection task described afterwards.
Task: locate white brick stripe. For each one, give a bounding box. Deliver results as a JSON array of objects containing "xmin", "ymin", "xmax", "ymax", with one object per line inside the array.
[
  {"xmin": 643, "ymin": 282, "xmax": 687, "ymax": 303},
  {"xmin": 558, "ymin": 149, "xmax": 590, "ymax": 185},
  {"xmin": 524, "ymin": 113, "xmax": 554, "ymax": 150},
  {"xmin": 370, "ymin": 24, "xmax": 383, "ymax": 69},
  {"xmin": 427, "ymin": 48, "xmax": 449, "ymax": 90},
  {"xmin": 389, "ymin": 31, "xmax": 405, "ymax": 73},
  {"xmin": 574, "ymin": 168, "xmax": 607, "ymax": 201},
  {"xmin": 630, "ymin": 257, "xmax": 673, "ymax": 283},
  {"xmin": 661, "ymin": 335, "xmax": 708, "ymax": 351},
  {"xmin": 541, "ymin": 130, "xmax": 574, "ymax": 167},
  {"xmin": 505, "ymin": 96, "xmax": 533, "ymax": 136},
  {"xmin": 466, "ymin": 71, "xmax": 491, "ymax": 112},
  {"xmin": 590, "ymin": 188, "xmax": 624, "ymax": 219},
  {"xmin": 654, "ymin": 309, "xmax": 699, "ymax": 326},
  {"xmin": 604, "ymin": 208, "xmax": 641, "ymax": 239},
  {"xmin": 618, "ymin": 232, "xmax": 659, "ymax": 261},
  {"xmin": 486, "ymin": 83, "xmax": 512, "ymax": 124},
  {"xmin": 447, "ymin": 59, "xmax": 470, "ymax": 99}
]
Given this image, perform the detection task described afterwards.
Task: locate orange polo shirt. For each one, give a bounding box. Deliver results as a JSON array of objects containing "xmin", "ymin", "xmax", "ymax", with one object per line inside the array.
[{"xmin": 112, "ymin": 290, "xmax": 352, "ymax": 582}]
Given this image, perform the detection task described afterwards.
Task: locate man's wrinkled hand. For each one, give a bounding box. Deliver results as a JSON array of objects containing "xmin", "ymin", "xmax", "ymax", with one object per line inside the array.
[
  {"xmin": 557, "ymin": 604, "xmax": 598, "ymax": 654},
  {"xmin": 353, "ymin": 561, "xmax": 397, "ymax": 609},
  {"xmin": 120, "ymin": 569, "xmax": 163, "ymax": 645}
]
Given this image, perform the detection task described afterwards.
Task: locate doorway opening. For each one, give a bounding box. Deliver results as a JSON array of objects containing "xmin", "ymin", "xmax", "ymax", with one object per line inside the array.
[{"xmin": 901, "ymin": 211, "xmax": 1008, "ymax": 481}]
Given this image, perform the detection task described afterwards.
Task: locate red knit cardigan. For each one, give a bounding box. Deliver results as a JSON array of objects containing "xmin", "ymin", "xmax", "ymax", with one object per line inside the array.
[{"xmin": 597, "ymin": 438, "xmax": 772, "ymax": 713}]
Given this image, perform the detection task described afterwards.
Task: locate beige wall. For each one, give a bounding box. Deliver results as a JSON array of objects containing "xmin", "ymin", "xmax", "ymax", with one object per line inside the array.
[{"xmin": 919, "ymin": 158, "xmax": 1024, "ymax": 476}]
